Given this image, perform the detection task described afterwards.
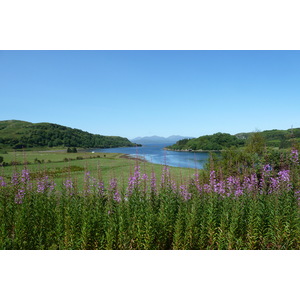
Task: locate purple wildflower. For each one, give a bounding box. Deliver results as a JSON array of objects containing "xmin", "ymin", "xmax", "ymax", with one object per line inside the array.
[
  {"xmin": 171, "ymin": 180, "xmax": 177, "ymax": 194},
  {"xmin": 160, "ymin": 166, "xmax": 171, "ymax": 189},
  {"xmin": 250, "ymin": 173, "xmax": 259, "ymax": 192},
  {"xmin": 216, "ymin": 180, "xmax": 226, "ymax": 196},
  {"xmin": 241, "ymin": 174, "xmax": 259, "ymax": 194},
  {"xmin": 234, "ymin": 186, "xmax": 243, "ymax": 197},
  {"xmin": 109, "ymin": 178, "xmax": 118, "ymax": 190},
  {"xmin": 11, "ymin": 172, "xmax": 19, "ymax": 186},
  {"xmin": 15, "ymin": 188, "xmax": 25, "ymax": 204},
  {"xmin": 150, "ymin": 171, "xmax": 157, "ymax": 195},
  {"xmin": 37, "ymin": 176, "xmax": 56, "ymax": 193},
  {"xmin": 277, "ymin": 169, "xmax": 292, "ymax": 192},
  {"xmin": 134, "ymin": 165, "xmax": 141, "ymax": 179},
  {"xmin": 242, "ymin": 176, "xmax": 251, "ymax": 192},
  {"xmin": 269, "ymin": 177, "xmax": 280, "ymax": 194},
  {"xmin": 295, "ymin": 190, "xmax": 300, "ymax": 204},
  {"xmin": 209, "ymin": 170, "xmax": 218, "ymax": 192},
  {"xmin": 193, "ymin": 172, "xmax": 202, "ymax": 194},
  {"xmin": 127, "ymin": 166, "xmax": 141, "ymax": 197},
  {"xmin": 84, "ymin": 171, "xmax": 92, "ymax": 195},
  {"xmin": 64, "ymin": 179, "xmax": 73, "ymax": 189},
  {"xmin": 260, "ymin": 165, "xmax": 272, "ymax": 193},
  {"xmin": 84, "ymin": 171, "xmax": 91, "ymax": 182},
  {"xmin": 49, "ymin": 181, "xmax": 56, "ymax": 192},
  {"xmin": 113, "ymin": 191, "xmax": 121, "ymax": 202},
  {"xmin": 203, "ymin": 184, "xmax": 211, "ymax": 193},
  {"xmin": 179, "ymin": 184, "xmax": 192, "ymax": 201},
  {"xmin": 21, "ymin": 169, "xmax": 30, "ymax": 183},
  {"xmin": 109, "ymin": 178, "xmax": 121, "ymax": 202},
  {"xmin": 97, "ymin": 181, "xmax": 105, "ymax": 196},
  {"xmin": 226, "ymin": 176, "xmax": 243, "ymax": 197},
  {"xmin": 37, "ymin": 179, "xmax": 46, "ymax": 193},
  {"xmin": 290, "ymin": 148, "xmax": 299, "ymax": 164},
  {"xmin": 233, "ymin": 177, "xmax": 243, "ymax": 197},
  {"xmin": 127, "ymin": 176, "xmax": 135, "ymax": 197},
  {"xmin": 141, "ymin": 173, "xmax": 148, "ymax": 194},
  {"xmin": 0, "ymin": 176, "xmax": 6, "ymax": 187},
  {"xmin": 226, "ymin": 176, "xmax": 236, "ymax": 197},
  {"xmin": 278, "ymin": 169, "xmax": 290, "ymax": 182},
  {"xmin": 63, "ymin": 179, "xmax": 74, "ymax": 196}
]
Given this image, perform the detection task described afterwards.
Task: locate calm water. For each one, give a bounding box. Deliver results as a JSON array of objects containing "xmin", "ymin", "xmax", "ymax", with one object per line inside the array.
[{"xmin": 89, "ymin": 144, "xmax": 210, "ymax": 169}]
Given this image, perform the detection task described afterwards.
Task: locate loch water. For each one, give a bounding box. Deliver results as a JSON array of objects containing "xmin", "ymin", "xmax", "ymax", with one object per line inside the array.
[{"xmin": 89, "ymin": 144, "xmax": 210, "ymax": 169}]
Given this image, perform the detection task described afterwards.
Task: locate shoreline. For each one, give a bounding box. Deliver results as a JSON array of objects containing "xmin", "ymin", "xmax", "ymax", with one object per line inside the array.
[
  {"xmin": 164, "ymin": 148, "xmax": 221, "ymax": 153},
  {"xmin": 119, "ymin": 154, "xmax": 148, "ymax": 163}
]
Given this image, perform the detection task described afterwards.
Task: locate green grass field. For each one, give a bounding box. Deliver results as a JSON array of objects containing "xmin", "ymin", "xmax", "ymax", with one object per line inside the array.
[{"xmin": 0, "ymin": 150, "xmax": 197, "ymax": 189}]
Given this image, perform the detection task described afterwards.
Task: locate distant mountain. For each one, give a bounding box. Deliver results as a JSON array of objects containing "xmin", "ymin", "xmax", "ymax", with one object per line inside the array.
[
  {"xmin": 0, "ymin": 120, "xmax": 137, "ymax": 149},
  {"xmin": 130, "ymin": 135, "xmax": 194, "ymax": 145}
]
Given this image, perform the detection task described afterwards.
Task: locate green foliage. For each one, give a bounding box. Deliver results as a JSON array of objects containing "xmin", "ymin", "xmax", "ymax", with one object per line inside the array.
[
  {"xmin": 204, "ymin": 147, "xmax": 293, "ymax": 178},
  {"xmin": 168, "ymin": 132, "xmax": 245, "ymax": 151},
  {"xmin": 67, "ymin": 147, "xmax": 77, "ymax": 153},
  {"xmin": 0, "ymin": 120, "xmax": 136, "ymax": 149},
  {"xmin": 168, "ymin": 128, "xmax": 300, "ymax": 151},
  {"xmin": 245, "ymin": 131, "xmax": 266, "ymax": 155}
]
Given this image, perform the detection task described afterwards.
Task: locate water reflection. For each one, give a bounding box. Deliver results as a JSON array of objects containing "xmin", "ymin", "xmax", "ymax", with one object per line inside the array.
[{"xmin": 89, "ymin": 144, "xmax": 210, "ymax": 169}]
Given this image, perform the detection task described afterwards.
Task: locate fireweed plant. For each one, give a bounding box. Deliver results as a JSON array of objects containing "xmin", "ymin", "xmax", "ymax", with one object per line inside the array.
[{"xmin": 0, "ymin": 149, "xmax": 299, "ymax": 250}]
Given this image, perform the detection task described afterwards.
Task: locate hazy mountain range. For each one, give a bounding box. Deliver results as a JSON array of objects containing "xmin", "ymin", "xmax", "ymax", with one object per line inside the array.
[{"xmin": 130, "ymin": 135, "xmax": 194, "ymax": 145}]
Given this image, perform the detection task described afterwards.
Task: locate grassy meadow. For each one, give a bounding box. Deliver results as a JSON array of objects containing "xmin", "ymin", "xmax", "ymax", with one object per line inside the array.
[{"xmin": 0, "ymin": 150, "xmax": 194, "ymax": 189}]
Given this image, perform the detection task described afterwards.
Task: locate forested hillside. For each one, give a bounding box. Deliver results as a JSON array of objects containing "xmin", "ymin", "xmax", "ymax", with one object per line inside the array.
[
  {"xmin": 167, "ymin": 133, "xmax": 245, "ymax": 151},
  {"xmin": 0, "ymin": 120, "xmax": 137, "ymax": 149},
  {"xmin": 236, "ymin": 128, "xmax": 300, "ymax": 148},
  {"xmin": 167, "ymin": 128, "xmax": 300, "ymax": 151}
]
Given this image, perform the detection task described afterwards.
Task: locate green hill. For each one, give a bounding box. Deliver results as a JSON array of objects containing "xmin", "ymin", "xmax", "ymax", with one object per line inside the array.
[
  {"xmin": 167, "ymin": 128, "xmax": 300, "ymax": 151},
  {"xmin": 235, "ymin": 128, "xmax": 300, "ymax": 148},
  {"xmin": 167, "ymin": 133, "xmax": 245, "ymax": 151},
  {"xmin": 0, "ymin": 120, "xmax": 137, "ymax": 150}
]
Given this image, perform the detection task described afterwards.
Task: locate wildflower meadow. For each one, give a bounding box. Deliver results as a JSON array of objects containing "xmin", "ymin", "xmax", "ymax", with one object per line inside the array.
[{"xmin": 0, "ymin": 149, "xmax": 299, "ymax": 250}]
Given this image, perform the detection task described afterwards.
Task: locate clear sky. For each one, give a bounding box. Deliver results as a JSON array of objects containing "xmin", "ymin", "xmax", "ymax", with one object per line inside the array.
[{"xmin": 1, "ymin": 50, "xmax": 300, "ymax": 139}]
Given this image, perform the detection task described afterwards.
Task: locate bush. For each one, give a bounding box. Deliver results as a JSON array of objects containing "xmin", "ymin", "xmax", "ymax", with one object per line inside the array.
[{"xmin": 67, "ymin": 147, "xmax": 77, "ymax": 153}]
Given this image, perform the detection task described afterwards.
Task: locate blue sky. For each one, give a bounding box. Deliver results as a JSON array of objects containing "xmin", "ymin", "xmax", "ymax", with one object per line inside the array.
[{"xmin": 1, "ymin": 50, "xmax": 300, "ymax": 139}]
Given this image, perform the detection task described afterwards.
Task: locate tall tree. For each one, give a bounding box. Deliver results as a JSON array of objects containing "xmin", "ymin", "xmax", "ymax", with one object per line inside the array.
[{"xmin": 245, "ymin": 131, "xmax": 266, "ymax": 155}]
